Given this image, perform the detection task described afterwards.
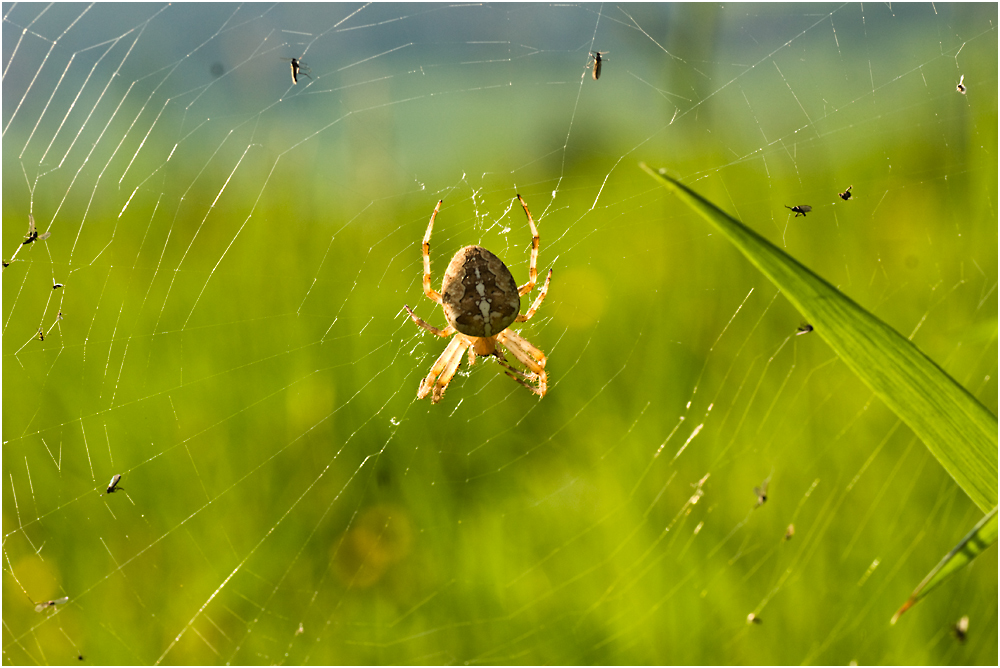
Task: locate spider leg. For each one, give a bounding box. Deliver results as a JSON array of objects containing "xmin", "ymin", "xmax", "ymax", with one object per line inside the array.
[
  {"xmin": 416, "ymin": 334, "xmax": 469, "ymax": 401},
  {"xmin": 432, "ymin": 335, "xmax": 473, "ymax": 403},
  {"xmin": 515, "ymin": 194, "xmax": 539, "ymax": 296},
  {"xmin": 404, "ymin": 305, "xmax": 455, "ymax": 337},
  {"xmin": 497, "ymin": 350, "xmax": 548, "ymax": 397},
  {"xmin": 422, "ymin": 200, "xmax": 444, "ymax": 304},
  {"xmin": 493, "ymin": 351, "xmax": 545, "ymax": 396},
  {"xmin": 432, "ymin": 346, "xmax": 466, "ymax": 402},
  {"xmin": 495, "ymin": 330, "xmax": 547, "ymax": 397},
  {"xmin": 498, "ymin": 330, "xmax": 546, "ymax": 373},
  {"xmin": 515, "ymin": 268, "xmax": 552, "ymax": 323}
]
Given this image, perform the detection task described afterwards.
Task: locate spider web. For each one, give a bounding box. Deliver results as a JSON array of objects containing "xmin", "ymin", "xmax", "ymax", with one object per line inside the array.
[{"xmin": 3, "ymin": 3, "xmax": 997, "ymax": 664}]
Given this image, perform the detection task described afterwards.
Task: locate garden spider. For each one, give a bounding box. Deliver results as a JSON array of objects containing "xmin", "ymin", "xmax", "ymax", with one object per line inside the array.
[{"xmin": 404, "ymin": 195, "xmax": 553, "ymax": 403}]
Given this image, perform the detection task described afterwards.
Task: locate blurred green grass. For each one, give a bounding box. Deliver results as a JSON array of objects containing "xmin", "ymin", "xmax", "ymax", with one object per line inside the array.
[{"xmin": 4, "ymin": 3, "xmax": 997, "ymax": 665}]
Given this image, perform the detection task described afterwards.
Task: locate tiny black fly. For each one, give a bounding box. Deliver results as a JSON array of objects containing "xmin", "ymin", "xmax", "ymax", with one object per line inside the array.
[
  {"xmin": 35, "ymin": 596, "xmax": 69, "ymax": 612},
  {"xmin": 107, "ymin": 473, "xmax": 123, "ymax": 494},
  {"xmin": 589, "ymin": 51, "xmax": 608, "ymax": 80},
  {"xmin": 754, "ymin": 479, "xmax": 769, "ymax": 507},
  {"xmin": 284, "ymin": 57, "xmax": 311, "ymax": 84},
  {"xmin": 785, "ymin": 205, "xmax": 812, "ymax": 217},
  {"xmin": 22, "ymin": 215, "xmax": 51, "ymax": 245}
]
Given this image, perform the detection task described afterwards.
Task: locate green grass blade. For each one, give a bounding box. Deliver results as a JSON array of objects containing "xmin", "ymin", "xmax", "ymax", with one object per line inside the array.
[
  {"xmin": 641, "ymin": 164, "xmax": 998, "ymax": 512},
  {"xmin": 891, "ymin": 507, "xmax": 998, "ymax": 624}
]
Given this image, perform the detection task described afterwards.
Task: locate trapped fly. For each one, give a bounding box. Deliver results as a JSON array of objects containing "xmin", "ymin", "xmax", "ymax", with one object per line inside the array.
[
  {"xmin": 284, "ymin": 57, "xmax": 311, "ymax": 84},
  {"xmin": 754, "ymin": 479, "xmax": 768, "ymax": 507},
  {"xmin": 35, "ymin": 596, "xmax": 69, "ymax": 612},
  {"xmin": 588, "ymin": 51, "xmax": 608, "ymax": 80},
  {"xmin": 953, "ymin": 615, "xmax": 969, "ymax": 642},
  {"xmin": 38, "ymin": 328, "xmax": 45, "ymax": 341},
  {"xmin": 23, "ymin": 215, "xmax": 51, "ymax": 245},
  {"xmin": 796, "ymin": 323, "xmax": 814, "ymax": 335},
  {"xmin": 107, "ymin": 473, "xmax": 123, "ymax": 493},
  {"xmin": 838, "ymin": 185, "xmax": 853, "ymax": 200},
  {"xmin": 956, "ymin": 75, "xmax": 966, "ymax": 94},
  {"xmin": 785, "ymin": 205, "xmax": 812, "ymax": 217}
]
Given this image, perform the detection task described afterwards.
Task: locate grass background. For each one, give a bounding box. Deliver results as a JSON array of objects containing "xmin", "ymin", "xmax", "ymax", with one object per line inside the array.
[{"xmin": 3, "ymin": 3, "xmax": 997, "ymax": 664}]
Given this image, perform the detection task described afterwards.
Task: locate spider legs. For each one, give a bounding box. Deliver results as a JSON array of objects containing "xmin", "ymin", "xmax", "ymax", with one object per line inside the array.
[
  {"xmin": 417, "ymin": 334, "xmax": 472, "ymax": 403},
  {"xmin": 406, "ymin": 303, "xmax": 471, "ymax": 402},
  {"xmin": 495, "ymin": 329, "xmax": 547, "ymax": 397},
  {"xmin": 421, "ymin": 200, "xmax": 444, "ymax": 303},
  {"xmin": 515, "ymin": 268, "xmax": 552, "ymax": 323},
  {"xmin": 404, "ymin": 304, "xmax": 454, "ymax": 337},
  {"xmin": 515, "ymin": 194, "xmax": 539, "ymax": 296},
  {"xmin": 494, "ymin": 355, "xmax": 546, "ymax": 397}
]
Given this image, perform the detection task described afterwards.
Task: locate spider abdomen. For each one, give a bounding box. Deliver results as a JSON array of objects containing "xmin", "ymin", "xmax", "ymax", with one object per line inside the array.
[{"xmin": 441, "ymin": 245, "xmax": 521, "ymax": 338}]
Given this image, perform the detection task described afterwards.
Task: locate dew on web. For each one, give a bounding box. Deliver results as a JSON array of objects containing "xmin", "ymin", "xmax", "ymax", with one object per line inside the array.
[{"xmin": 2, "ymin": 3, "xmax": 995, "ymax": 664}]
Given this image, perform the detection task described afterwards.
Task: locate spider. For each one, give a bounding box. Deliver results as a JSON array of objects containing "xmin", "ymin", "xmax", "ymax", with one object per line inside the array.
[{"xmin": 404, "ymin": 195, "xmax": 553, "ymax": 403}]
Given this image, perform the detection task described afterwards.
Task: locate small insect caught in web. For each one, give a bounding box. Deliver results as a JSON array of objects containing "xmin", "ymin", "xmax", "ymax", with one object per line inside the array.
[
  {"xmin": 37, "ymin": 328, "xmax": 45, "ymax": 341},
  {"xmin": 22, "ymin": 215, "xmax": 51, "ymax": 245},
  {"xmin": 107, "ymin": 473, "xmax": 123, "ymax": 494},
  {"xmin": 588, "ymin": 51, "xmax": 608, "ymax": 80},
  {"xmin": 753, "ymin": 479, "xmax": 769, "ymax": 507},
  {"xmin": 956, "ymin": 74, "xmax": 966, "ymax": 94},
  {"xmin": 283, "ymin": 57, "xmax": 311, "ymax": 84},
  {"xmin": 953, "ymin": 615, "xmax": 969, "ymax": 642},
  {"xmin": 785, "ymin": 204, "xmax": 812, "ymax": 217},
  {"xmin": 838, "ymin": 185, "xmax": 853, "ymax": 201},
  {"xmin": 796, "ymin": 323, "xmax": 814, "ymax": 335},
  {"xmin": 35, "ymin": 596, "xmax": 69, "ymax": 613},
  {"xmin": 53, "ymin": 283, "xmax": 64, "ymax": 290}
]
